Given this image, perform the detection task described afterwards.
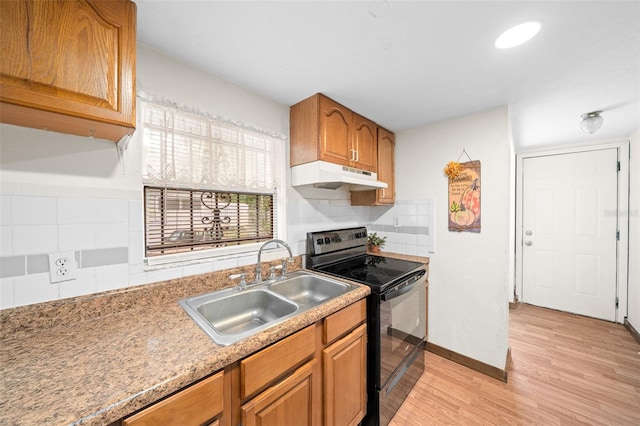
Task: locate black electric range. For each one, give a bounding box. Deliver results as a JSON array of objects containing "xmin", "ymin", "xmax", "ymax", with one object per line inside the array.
[{"xmin": 306, "ymin": 227, "xmax": 427, "ymax": 426}]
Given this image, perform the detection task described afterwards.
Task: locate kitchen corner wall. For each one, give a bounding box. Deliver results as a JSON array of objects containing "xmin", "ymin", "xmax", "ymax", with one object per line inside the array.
[{"xmin": 395, "ymin": 106, "xmax": 513, "ymax": 370}]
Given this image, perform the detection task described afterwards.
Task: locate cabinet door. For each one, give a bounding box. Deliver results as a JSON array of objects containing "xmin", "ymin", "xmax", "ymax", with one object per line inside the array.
[
  {"xmin": 242, "ymin": 361, "xmax": 317, "ymax": 426},
  {"xmin": 352, "ymin": 113, "xmax": 378, "ymax": 172},
  {"xmin": 323, "ymin": 323, "xmax": 367, "ymax": 426},
  {"xmin": 377, "ymin": 128, "xmax": 395, "ymax": 204},
  {"xmin": 0, "ymin": 0, "xmax": 136, "ymax": 141},
  {"xmin": 350, "ymin": 127, "xmax": 395, "ymax": 206},
  {"xmin": 319, "ymin": 95, "xmax": 352, "ymax": 167}
]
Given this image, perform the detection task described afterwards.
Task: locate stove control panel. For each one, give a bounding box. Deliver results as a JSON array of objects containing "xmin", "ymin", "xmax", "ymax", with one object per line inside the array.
[{"xmin": 306, "ymin": 227, "xmax": 368, "ymax": 256}]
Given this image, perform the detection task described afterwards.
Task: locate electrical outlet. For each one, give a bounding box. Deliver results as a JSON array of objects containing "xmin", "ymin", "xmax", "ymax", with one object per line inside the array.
[{"xmin": 48, "ymin": 252, "xmax": 77, "ymax": 283}]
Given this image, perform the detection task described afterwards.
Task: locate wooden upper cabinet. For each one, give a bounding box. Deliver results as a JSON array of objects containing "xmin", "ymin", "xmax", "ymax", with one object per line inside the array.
[
  {"xmin": 351, "ymin": 113, "xmax": 378, "ymax": 172},
  {"xmin": 319, "ymin": 95, "xmax": 352, "ymax": 167},
  {"xmin": 0, "ymin": 0, "xmax": 136, "ymax": 142},
  {"xmin": 351, "ymin": 127, "xmax": 395, "ymax": 206},
  {"xmin": 290, "ymin": 93, "xmax": 377, "ymax": 173},
  {"xmin": 376, "ymin": 127, "xmax": 396, "ymax": 204}
]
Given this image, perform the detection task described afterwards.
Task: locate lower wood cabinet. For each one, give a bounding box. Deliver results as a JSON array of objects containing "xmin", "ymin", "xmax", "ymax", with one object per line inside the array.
[
  {"xmin": 242, "ymin": 360, "xmax": 317, "ymax": 426},
  {"xmin": 119, "ymin": 300, "xmax": 367, "ymax": 426},
  {"xmin": 322, "ymin": 300, "xmax": 367, "ymax": 426},
  {"xmin": 240, "ymin": 325, "xmax": 315, "ymax": 399},
  {"xmin": 122, "ymin": 371, "xmax": 224, "ymax": 426},
  {"xmin": 323, "ymin": 323, "xmax": 367, "ymax": 426}
]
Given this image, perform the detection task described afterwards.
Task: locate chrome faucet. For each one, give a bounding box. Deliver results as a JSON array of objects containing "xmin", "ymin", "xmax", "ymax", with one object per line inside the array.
[
  {"xmin": 255, "ymin": 239, "xmax": 294, "ymax": 283},
  {"xmin": 229, "ymin": 273, "xmax": 247, "ymax": 291}
]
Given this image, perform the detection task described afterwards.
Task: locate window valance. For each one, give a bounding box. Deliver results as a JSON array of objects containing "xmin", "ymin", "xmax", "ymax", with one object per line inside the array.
[{"xmin": 139, "ymin": 94, "xmax": 285, "ymax": 193}]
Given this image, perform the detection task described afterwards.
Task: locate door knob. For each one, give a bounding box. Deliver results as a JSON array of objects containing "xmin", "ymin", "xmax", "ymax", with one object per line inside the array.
[
  {"xmin": 525, "ymin": 230, "xmax": 533, "ymax": 236},
  {"xmin": 524, "ymin": 241, "xmax": 533, "ymax": 246}
]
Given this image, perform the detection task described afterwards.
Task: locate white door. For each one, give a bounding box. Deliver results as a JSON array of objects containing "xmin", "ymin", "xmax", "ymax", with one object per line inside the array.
[{"xmin": 521, "ymin": 149, "xmax": 618, "ymax": 321}]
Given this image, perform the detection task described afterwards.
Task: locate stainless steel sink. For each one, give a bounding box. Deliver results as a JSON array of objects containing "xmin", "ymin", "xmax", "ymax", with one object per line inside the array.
[
  {"xmin": 268, "ymin": 274, "xmax": 351, "ymax": 307},
  {"xmin": 196, "ymin": 289, "xmax": 297, "ymax": 335},
  {"xmin": 179, "ymin": 271, "xmax": 358, "ymax": 346}
]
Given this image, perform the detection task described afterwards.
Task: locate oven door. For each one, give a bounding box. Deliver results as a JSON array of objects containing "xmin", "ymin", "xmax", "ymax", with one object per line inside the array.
[{"xmin": 378, "ymin": 270, "xmax": 426, "ymax": 387}]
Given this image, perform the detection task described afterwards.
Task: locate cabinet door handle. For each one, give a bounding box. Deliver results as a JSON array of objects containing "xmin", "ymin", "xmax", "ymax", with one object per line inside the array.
[
  {"xmin": 350, "ymin": 149, "xmax": 355, "ymax": 161},
  {"xmin": 381, "ymin": 188, "xmax": 385, "ymax": 198},
  {"xmin": 355, "ymin": 149, "xmax": 359, "ymax": 162}
]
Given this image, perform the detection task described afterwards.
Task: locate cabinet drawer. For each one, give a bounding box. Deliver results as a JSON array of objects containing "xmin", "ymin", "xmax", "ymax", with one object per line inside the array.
[
  {"xmin": 323, "ymin": 299, "xmax": 366, "ymax": 345},
  {"xmin": 241, "ymin": 325, "xmax": 315, "ymax": 399},
  {"xmin": 123, "ymin": 371, "xmax": 223, "ymax": 426}
]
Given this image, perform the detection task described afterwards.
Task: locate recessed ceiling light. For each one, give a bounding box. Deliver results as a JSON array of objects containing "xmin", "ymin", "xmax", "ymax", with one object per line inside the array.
[{"xmin": 495, "ymin": 21, "xmax": 541, "ymax": 49}]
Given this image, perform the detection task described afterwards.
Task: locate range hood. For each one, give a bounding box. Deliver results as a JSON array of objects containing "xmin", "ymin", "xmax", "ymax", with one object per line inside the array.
[{"xmin": 291, "ymin": 161, "xmax": 388, "ymax": 191}]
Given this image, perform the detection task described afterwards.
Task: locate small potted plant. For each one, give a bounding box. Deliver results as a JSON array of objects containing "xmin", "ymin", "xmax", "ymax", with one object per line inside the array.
[{"xmin": 367, "ymin": 232, "xmax": 386, "ymax": 253}]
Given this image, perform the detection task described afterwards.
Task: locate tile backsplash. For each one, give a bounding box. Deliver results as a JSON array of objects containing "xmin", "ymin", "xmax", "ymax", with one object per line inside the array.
[
  {"xmin": 368, "ymin": 199, "xmax": 435, "ymax": 255},
  {"xmin": 286, "ymin": 197, "xmax": 435, "ymax": 257},
  {"xmin": 1, "ymin": 193, "xmax": 434, "ymax": 309},
  {"xmin": 0, "ymin": 195, "xmax": 134, "ymax": 308}
]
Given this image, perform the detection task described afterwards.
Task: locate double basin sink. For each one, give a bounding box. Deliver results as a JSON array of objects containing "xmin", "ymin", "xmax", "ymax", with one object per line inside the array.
[{"xmin": 179, "ymin": 271, "xmax": 359, "ymax": 346}]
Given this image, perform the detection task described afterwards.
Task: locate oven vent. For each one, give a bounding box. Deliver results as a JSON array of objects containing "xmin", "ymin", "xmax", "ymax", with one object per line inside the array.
[{"xmin": 291, "ymin": 161, "xmax": 388, "ymax": 191}]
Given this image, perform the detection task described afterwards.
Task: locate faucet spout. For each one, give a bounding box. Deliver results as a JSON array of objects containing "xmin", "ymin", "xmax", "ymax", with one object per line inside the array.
[{"xmin": 255, "ymin": 239, "xmax": 294, "ymax": 282}]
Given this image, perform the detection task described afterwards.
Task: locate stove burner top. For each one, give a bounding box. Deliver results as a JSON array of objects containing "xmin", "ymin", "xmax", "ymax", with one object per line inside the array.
[
  {"xmin": 306, "ymin": 227, "xmax": 425, "ymax": 292},
  {"xmin": 350, "ymin": 269, "xmax": 369, "ymax": 281},
  {"xmin": 315, "ymin": 254, "xmax": 424, "ymax": 291}
]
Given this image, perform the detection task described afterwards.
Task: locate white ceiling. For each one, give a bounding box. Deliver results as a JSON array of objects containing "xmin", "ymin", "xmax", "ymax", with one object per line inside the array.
[{"xmin": 136, "ymin": 0, "xmax": 640, "ymax": 151}]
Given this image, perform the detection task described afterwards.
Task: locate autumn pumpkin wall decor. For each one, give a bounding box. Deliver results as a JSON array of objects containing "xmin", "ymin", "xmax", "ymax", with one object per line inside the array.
[{"xmin": 444, "ymin": 152, "xmax": 481, "ymax": 233}]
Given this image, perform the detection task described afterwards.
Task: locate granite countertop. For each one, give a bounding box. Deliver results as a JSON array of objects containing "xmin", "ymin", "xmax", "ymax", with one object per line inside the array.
[{"xmin": 0, "ymin": 259, "xmax": 370, "ymax": 426}]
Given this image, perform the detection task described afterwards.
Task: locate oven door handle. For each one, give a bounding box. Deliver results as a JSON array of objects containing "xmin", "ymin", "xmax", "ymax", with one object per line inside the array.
[
  {"xmin": 380, "ymin": 270, "xmax": 425, "ymax": 301},
  {"xmin": 383, "ymin": 340, "xmax": 424, "ymax": 396}
]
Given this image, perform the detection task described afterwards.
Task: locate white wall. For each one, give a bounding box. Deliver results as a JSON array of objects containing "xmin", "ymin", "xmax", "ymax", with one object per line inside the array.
[
  {"xmin": 2, "ymin": 44, "xmax": 425, "ymax": 309},
  {"xmin": 628, "ymin": 129, "xmax": 640, "ymax": 330},
  {"xmin": 396, "ymin": 106, "xmax": 513, "ymax": 369},
  {"xmin": 0, "ymin": 44, "xmax": 290, "ymax": 308}
]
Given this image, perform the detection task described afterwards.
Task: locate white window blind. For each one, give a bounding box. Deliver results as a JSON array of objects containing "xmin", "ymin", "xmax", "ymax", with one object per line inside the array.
[{"xmin": 139, "ymin": 97, "xmax": 285, "ymax": 259}]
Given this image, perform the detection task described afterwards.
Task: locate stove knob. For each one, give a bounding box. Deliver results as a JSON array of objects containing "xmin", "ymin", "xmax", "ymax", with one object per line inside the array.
[
  {"xmin": 316, "ymin": 238, "xmax": 324, "ymax": 245},
  {"xmin": 324, "ymin": 237, "xmax": 331, "ymax": 244}
]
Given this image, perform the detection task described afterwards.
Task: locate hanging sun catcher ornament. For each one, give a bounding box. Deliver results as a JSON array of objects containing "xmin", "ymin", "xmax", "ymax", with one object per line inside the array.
[{"xmin": 445, "ymin": 149, "xmax": 481, "ymax": 233}]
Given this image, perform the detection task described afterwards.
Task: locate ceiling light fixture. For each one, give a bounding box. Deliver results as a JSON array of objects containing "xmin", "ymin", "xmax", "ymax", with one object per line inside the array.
[
  {"xmin": 495, "ymin": 21, "xmax": 541, "ymax": 49},
  {"xmin": 580, "ymin": 111, "xmax": 604, "ymax": 134}
]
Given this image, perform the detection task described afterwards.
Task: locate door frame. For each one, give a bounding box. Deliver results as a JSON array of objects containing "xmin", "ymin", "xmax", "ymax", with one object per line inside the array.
[{"xmin": 515, "ymin": 139, "xmax": 630, "ymax": 323}]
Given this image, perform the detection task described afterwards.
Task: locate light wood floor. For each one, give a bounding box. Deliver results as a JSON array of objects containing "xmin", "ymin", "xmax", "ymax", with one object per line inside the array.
[{"xmin": 390, "ymin": 303, "xmax": 640, "ymax": 425}]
